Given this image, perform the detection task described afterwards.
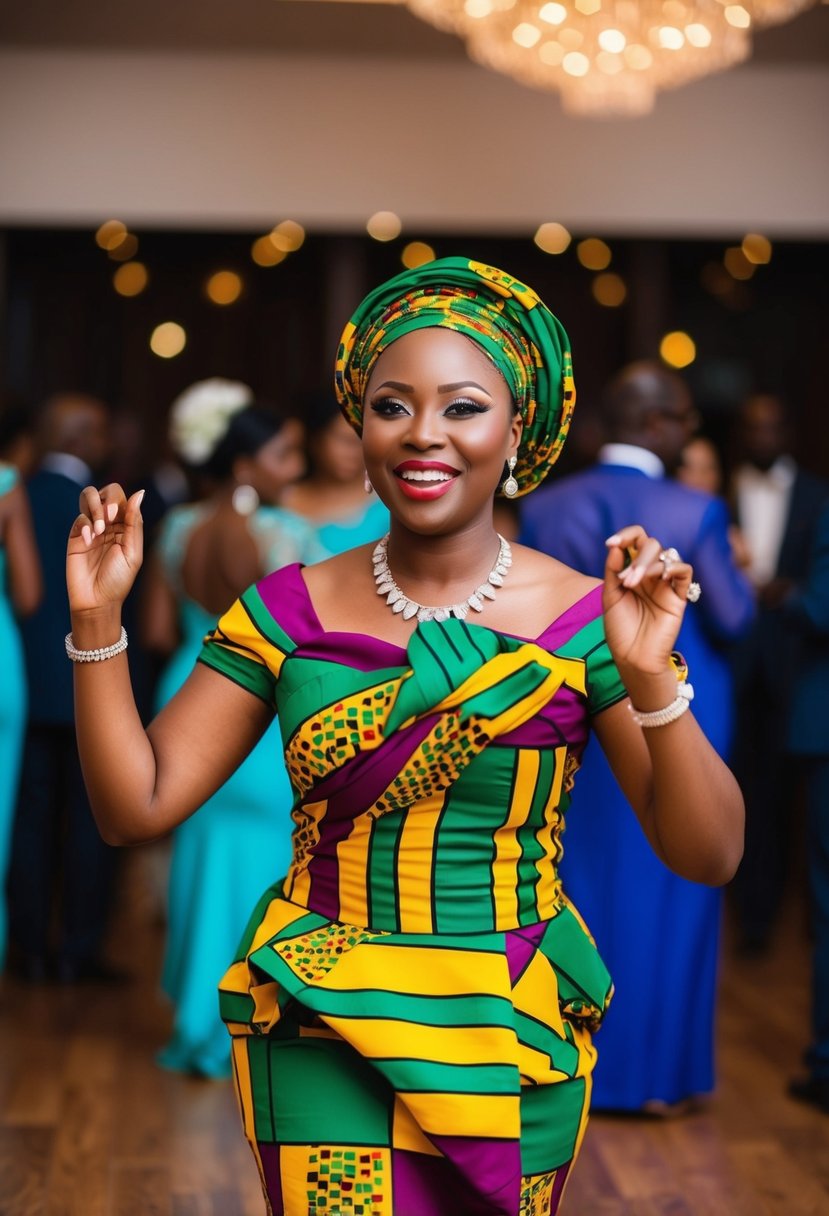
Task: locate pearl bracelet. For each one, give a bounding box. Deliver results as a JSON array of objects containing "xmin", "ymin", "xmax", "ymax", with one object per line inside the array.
[
  {"xmin": 628, "ymin": 681, "xmax": 694, "ymax": 728},
  {"xmin": 65, "ymin": 626, "xmax": 128, "ymax": 663}
]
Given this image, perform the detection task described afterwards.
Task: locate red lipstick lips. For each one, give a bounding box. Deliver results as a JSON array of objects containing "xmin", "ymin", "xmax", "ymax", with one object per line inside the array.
[{"xmin": 393, "ymin": 460, "xmax": 460, "ymax": 501}]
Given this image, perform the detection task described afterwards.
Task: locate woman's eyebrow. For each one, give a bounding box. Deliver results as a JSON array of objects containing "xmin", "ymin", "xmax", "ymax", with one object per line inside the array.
[
  {"xmin": 373, "ymin": 380, "xmax": 414, "ymax": 392},
  {"xmin": 437, "ymin": 381, "xmax": 492, "ymax": 397}
]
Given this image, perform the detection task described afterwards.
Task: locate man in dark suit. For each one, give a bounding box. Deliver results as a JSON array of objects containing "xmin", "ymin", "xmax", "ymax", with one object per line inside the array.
[
  {"xmin": 6, "ymin": 393, "xmax": 118, "ymax": 982},
  {"xmin": 786, "ymin": 504, "xmax": 829, "ymax": 1112},
  {"xmin": 729, "ymin": 394, "xmax": 829, "ymax": 955},
  {"xmin": 519, "ymin": 362, "xmax": 754, "ymax": 1111}
]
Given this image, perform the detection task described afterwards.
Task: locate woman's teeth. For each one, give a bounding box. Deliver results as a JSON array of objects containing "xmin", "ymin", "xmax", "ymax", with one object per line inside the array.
[{"xmin": 399, "ymin": 470, "xmax": 453, "ymax": 482}]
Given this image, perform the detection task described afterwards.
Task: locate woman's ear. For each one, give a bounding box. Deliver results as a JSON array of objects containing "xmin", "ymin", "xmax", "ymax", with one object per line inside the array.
[{"xmin": 509, "ymin": 411, "xmax": 524, "ymax": 459}]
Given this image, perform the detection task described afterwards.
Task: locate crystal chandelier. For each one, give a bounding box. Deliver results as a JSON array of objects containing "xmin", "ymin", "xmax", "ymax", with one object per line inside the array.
[{"xmin": 405, "ymin": 0, "xmax": 815, "ymax": 116}]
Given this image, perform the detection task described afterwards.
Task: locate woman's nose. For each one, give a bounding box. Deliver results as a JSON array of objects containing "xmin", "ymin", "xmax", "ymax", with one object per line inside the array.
[{"xmin": 402, "ymin": 409, "xmax": 445, "ymax": 450}]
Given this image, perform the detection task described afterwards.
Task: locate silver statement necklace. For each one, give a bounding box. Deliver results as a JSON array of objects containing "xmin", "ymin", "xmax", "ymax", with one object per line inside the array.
[{"xmin": 372, "ymin": 533, "xmax": 512, "ymax": 623}]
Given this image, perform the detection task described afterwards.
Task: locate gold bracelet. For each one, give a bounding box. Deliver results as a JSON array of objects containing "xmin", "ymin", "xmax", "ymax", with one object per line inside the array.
[{"xmin": 65, "ymin": 626, "xmax": 128, "ymax": 663}]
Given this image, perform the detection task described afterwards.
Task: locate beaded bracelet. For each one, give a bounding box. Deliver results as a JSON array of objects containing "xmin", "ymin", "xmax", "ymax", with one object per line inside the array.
[
  {"xmin": 65, "ymin": 626, "xmax": 128, "ymax": 663},
  {"xmin": 628, "ymin": 681, "xmax": 694, "ymax": 728}
]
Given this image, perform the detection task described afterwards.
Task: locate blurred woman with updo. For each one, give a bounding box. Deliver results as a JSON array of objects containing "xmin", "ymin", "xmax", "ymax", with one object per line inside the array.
[{"xmin": 141, "ymin": 379, "xmax": 325, "ymax": 1077}]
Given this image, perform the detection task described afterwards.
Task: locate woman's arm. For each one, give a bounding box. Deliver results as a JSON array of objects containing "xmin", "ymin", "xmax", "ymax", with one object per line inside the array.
[
  {"xmin": 596, "ymin": 525, "xmax": 744, "ymax": 885},
  {"xmin": 68, "ymin": 483, "xmax": 272, "ymax": 845},
  {"xmin": 3, "ymin": 480, "xmax": 43, "ymax": 617}
]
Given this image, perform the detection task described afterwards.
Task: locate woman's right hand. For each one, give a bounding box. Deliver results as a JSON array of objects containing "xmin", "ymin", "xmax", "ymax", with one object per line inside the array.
[{"xmin": 67, "ymin": 483, "xmax": 145, "ymax": 615}]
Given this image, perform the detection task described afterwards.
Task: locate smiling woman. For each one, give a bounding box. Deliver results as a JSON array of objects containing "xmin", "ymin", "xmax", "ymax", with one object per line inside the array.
[{"xmin": 65, "ymin": 256, "xmax": 743, "ymax": 1216}]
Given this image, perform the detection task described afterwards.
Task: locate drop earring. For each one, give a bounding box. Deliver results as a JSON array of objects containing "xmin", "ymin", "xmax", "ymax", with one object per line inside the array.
[
  {"xmin": 364, "ymin": 473, "xmax": 374, "ymax": 494},
  {"xmin": 502, "ymin": 456, "xmax": 518, "ymax": 498},
  {"xmin": 232, "ymin": 484, "xmax": 260, "ymax": 516}
]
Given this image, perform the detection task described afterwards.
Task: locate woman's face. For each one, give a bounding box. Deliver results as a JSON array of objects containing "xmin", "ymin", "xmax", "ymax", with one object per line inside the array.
[
  {"xmin": 361, "ymin": 327, "xmax": 522, "ymax": 535},
  {"xmin": 237, "ymin": 419, "xmax": 306, "ymax": 504},
  {"xmin": 677, "ymin": 437, "xmax": 722, "ymax": 496}
]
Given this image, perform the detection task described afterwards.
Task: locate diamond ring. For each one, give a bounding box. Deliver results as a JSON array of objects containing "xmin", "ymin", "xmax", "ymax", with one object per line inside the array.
[
  {"xmin": 686, "ymin": 581, "xmax": 702, "ymax": 603},
  {"xmin": 659, "ymin": 547, "xmax": 681, "ymax": 566}
]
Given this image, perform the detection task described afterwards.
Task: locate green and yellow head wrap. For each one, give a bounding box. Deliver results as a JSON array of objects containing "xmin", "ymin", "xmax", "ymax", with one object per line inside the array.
[{"xmin": 334, "ymin": 256, "xmax": 575, "ymax": 497}]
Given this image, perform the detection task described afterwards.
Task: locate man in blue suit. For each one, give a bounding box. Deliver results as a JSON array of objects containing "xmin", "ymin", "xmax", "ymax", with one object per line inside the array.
[
  {"xmin": 6, "ymin": 393, "xmax": 118, "ymax": 982},
  {"xmin": 787, "ymin": 504, "xmax": 829, "ymax": 1113},
  {"xmin": 520, "ymin": 361, "xmax": 754, "ymax": 1111}
]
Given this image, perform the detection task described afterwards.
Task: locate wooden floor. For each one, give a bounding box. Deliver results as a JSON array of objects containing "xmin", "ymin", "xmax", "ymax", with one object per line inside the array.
[{"xmin": 2, "ymin": 853, "xmax": 828, "ymax": 1216}]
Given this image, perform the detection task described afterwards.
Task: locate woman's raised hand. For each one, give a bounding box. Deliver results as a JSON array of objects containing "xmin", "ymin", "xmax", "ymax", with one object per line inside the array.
[
  {"xmin": 602, "ymin": 525, "xmax": 695, "ymax": 680},
  {"xmin": 67, "ymin": 483, "xmax": 145, "ymax": 616}
]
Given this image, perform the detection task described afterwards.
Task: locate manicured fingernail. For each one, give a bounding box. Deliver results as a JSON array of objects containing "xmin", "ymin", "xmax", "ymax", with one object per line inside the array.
[
  {"xmin": 605, "ymin": 534, "xmax": 621, "ymax": 545},
  {"xmin": 82, "ymin": 525, "xmax": 92, "ymax": 545},
  {"xmin": 136, "ymin": 489, "xmax": 145, "ymax": 509},
  {"xmin": 94, "ymin": 518, "xmax": 105, "ymax": 534},
  {"xmin": 107, "ymin": 502, "xmax": 118, "ymax": 521}
]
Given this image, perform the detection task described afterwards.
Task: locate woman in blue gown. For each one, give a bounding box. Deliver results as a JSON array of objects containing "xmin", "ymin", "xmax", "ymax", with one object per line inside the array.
[
  {"xmin": 143, "ymin": 382, "xmax": 326, "ymax": 1076},
  {"xmin": 0, "ymin": 462, "xmax": 42, "ymax": 968},
  {"xmin": 284, "ymin": 395, "xmax": 389, "ymax": 554}
]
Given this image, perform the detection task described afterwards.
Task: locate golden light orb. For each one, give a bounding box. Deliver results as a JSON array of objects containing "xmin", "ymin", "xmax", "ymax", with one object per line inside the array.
[
  {"xmin": 741, "ymin": 233, "xmax": 772, "ymax": 265},
  {"xmin": 150, "ymin": 322, "xmax": 187, "ymax": 359},
  {"xmin": 107, "ymin": 232, "xmax": 139, "ymax": 262},
  {"xmin": 366, "ymin": 211, "xmax": 403, "ymax": 242},
  {"xmin": 271, "ymin": 220, "xmax": 305, "ymax": 252},
  {"xmin": 724, "ymin": 246, "xmax": 756, "ymax": 280},
  {"xmin": 577, "ymin": 238, "xmax": 612, "ymax": 270},
  {"xmin": 660, "ymin": 331, "xmax": 696, "ymax": 368},
  {"xmin": 206, "ymin": 270, "xmax": 243, "ymax": 306},
  {"xmin": 401, "ymin": 241, "xmax": 436, "ymax": 270},
  {"xmin": 113, "ymin": 262, "xmax": 149, "ymax": 297},
  {"xmin": 534, "ymin": 222, "xmax": 572, "ymax": 255},
  {"xmin": 95, "ymin": 220, "xmax": 127, "ymax": 251},
  {"xmin": 251, "ymin": 236, "xmax": 287, "ymax": 267},
  {"xmin": 592, "ymin": 273, "xmax": 628, "ymax": 307}
]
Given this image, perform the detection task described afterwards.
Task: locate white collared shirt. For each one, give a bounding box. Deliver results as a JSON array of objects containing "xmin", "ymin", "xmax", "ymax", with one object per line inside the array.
[
  {"xmin": 734, "ymin": 455, "xmax": 796, "ymax": 585},
  {"xmin": 41, "ymin": 452, "xmax": 94, "ymax": 486},
  {"xmin": 598, "ymin": 443, "xmax": 665, "ymax": 480}
]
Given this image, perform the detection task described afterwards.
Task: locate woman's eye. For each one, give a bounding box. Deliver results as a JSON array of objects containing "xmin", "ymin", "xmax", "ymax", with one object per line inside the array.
[
  {"xmin": 445, "ymin": 399, "xmax": 489, "ymax": 417},
  {"xmin": 369, "ymin": 397, "xmax": 408, "ymax": 416}
]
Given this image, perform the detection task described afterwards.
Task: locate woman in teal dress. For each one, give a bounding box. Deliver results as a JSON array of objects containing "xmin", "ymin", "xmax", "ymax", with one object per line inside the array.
[
  {"xmin": 0, "ymin": 461, "xmax": 41, "ymax": 968},
  {"xmin": 68, "ymin": 261, "xmax": 744, "ymax": 1214},
  {"xmin": 285, "ymin": 395, "xmax": 389, "ymax": 554},
  {"xmin": 142, "ymin": 381, "xmax": 326, "ymax": 1076}
]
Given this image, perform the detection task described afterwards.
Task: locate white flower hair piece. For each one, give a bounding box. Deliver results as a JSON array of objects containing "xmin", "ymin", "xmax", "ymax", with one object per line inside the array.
[{"xmin": 169, "ymin": 378, "xmax": 254, "ymax": 466}]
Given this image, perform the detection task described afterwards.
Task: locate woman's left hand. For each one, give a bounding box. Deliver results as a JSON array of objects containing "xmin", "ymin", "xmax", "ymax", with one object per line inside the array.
[{"xmin": 602, "ymin": 525, "xmax": 696, "ymax": 679}]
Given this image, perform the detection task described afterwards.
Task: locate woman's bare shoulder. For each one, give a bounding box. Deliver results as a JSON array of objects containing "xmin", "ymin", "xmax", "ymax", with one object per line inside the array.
[{"xmin": 511, "ymin": 541, "xmax": 601, "ymax": 597}]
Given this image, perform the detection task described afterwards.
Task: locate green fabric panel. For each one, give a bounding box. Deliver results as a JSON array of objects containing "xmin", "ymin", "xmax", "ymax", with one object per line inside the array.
[
  {"xmin": 432, "ymin": 750, "xmax": 519, "ymax": 934},
  {"xmin": 520, "ymin": 1075, "xmax": 587, "ymax": 1174},
  {"xmin": 366, "ymin": 812, "xmax": 404, "ymax": 931},
  {"xmin": 242, "ymin": 584, "xmax": 297, "ymax": 656},
  {"xmin": 540, "ymin": 907, "xmax": 612, "ymax": 1012},
  {"xmin": 375, "ymin": 1058, "xmax": 519, "ymax": 1097},
  {"xmin": 268, "ymin": 1036, "xmax": 394, "ymax": 1145},
  {"xmin": 371, "ymin": 930, "xmax": 504, "ymax": 954},
  {"xmin": 515, "ymin": 748, "xmax": 556, "ymax": 924},
  {"xmin": 512, "ymin": 1009, "xmax": 580, "ymax": 1078},
  {"xmin": 218, "ymin": 990, "xmax": 256, "ymax": 1025},
  {"xmin": 245, "ymin": 1036, "xmax": 278, "ymax": 1143},
  {"xmin": 556, "ymin": 617, "xmax": 627, "ymax": 715},
  {"xmin": 197, "ymin": 647, "xmax": 276, "ymax": 705},
  {"xmin": 277, "ymin": 661, "xmax": 405, "ymax": 746}
]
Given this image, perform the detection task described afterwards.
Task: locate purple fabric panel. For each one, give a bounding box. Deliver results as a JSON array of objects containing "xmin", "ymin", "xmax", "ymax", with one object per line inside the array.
[
  {"xmin": 505, "ymin": 921, "xmax": 547, "ymax": 985},
  {"xmin": 305, "ymin": 717, "xmax": 437, "ymax": 817},
  {"xmin": 427, "ymin": 1135, "xmax": 521, "ymax": 1216},
  {"xmin": 392, "ymin": 1148, "xmax": 514, "ymax": 1216},
  {"xmin": 537, "ymin": 585, "xmax": 604, "ymax": 649},
  {"xmin": 498, "ymin": 685, "xmax": 589, "ymax": 753},
  {"xmin": 257, "ymin": 1143, "xmax": 283, "ymax": 1216},
  {"xmin": 256, "ymin": 562, "xmax": 318, "ymax": 644},
  {"xmin": 296, "ymin": 632, "xmax": 407, "ymax": 672},
  {"xmin": 550, "ymin": 1161, "xmax": 572, "ymax": 1214}
]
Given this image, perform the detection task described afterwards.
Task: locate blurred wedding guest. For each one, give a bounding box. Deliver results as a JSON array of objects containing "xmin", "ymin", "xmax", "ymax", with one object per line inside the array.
[
  {"xmin": 520, "ymin": 361, "xmax": 754, "ymax": 1112},
  {"xmin": 679, "ymin": 435, "xmax": 752, "ymax": 571},
  {"xmin": 729, "ymin": 393, "xmax": 829, "ymax": 955},
  {"xmin": 0, "ymin": 461, "xmax": 42, "ymax": 968},
  {"xmin": 6, "ymin": 393, "xmax": 117, "ymax": 982},
  {"xmin": 284, "ymin": 393, "xmax": 388, "ymax": 552},
  {"xmin": 786, "ymin": 504, "xmax": 829, "ymax": 1113},
  {"xmin": 0, "ymin": 404, "xmax": 38, "ymax": 479},
  {"xmin": 141, "ymin": 379, "xmax": 326, "ymax": 1077}
]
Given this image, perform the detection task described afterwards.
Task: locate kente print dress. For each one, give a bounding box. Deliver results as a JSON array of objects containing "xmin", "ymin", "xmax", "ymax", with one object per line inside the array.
[{"xmin": 199, "ymin": 563, "xmax": 626, "ymax": 1216}]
